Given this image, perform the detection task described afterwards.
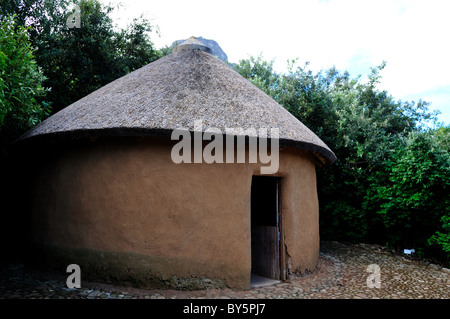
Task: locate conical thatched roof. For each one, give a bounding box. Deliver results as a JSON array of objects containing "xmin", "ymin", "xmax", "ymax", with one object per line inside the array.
[{"xmin": 20, "ymin": 37, "xmax": 336, "ymax": 164}]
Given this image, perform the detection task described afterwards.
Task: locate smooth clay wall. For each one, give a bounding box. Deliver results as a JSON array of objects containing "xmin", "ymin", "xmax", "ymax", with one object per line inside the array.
[{"xmin": 30, "ymin": 136, "xmax": 319, "ymax": 289}]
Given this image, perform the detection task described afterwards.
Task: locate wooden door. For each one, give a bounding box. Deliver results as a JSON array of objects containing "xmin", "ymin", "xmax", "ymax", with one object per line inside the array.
[{"xmin": 251, "ymin": 225, "xmax": 280, "ymax": 279}]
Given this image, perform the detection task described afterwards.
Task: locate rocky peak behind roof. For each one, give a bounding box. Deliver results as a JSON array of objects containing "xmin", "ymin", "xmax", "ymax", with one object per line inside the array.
[{"xmin": 172, "ymin": 36, "xmax": 228, "ymax": 62}]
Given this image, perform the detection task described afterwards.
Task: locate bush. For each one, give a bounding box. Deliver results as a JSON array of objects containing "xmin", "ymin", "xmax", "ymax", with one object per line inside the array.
[
  {"xmin": 367, "ymin": 132, "xmax": 450, "ymax": 255},
  {"xmin": 0, "ymin": 15, "xmax": 50, "ymax": 137}
]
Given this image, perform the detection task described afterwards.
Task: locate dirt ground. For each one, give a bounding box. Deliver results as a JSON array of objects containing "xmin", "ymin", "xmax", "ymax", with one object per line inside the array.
[{"xmin": 1, "ymin": 241, "xmax": 448, "ymax": 299}]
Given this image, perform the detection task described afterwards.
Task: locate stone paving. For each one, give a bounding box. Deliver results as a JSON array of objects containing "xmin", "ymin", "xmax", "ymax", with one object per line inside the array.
[{"xmin": 0, "ymin": 241, "xmax": 448, "ymax": 299}]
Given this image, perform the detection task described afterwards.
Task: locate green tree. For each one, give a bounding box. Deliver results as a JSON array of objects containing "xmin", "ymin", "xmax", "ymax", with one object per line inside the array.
[
  {"xmin": 367, "ymin": 131, "xmax": 450, "ymax": 252},
  {"xmin": 322, "ymin": 64, "xmax": 437, "ymax": 241},
  {"xmin": 0, "ymin": 14, "xmax": 50, "ymax": 149},
  {"xmin": 233, "ymin": 55, "xmax": 279, "ymax": 96},
  {"xmin": 432, "ymin": 126, "xmax": 450, "ymax": 151},
  {"xmin": 428, "ymin": 214, "xmax": 450, "ymax": 261},
  {"xmin": 1, "ymin": 0, "xmax": 164, "ymax": 114},
  {"xmin": 0, "ymin": 14, "xmax": 51, "ymax": 260}
]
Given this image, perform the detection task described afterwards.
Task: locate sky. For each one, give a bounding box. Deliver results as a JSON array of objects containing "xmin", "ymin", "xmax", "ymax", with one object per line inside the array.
[{"xmin": 100, "ymin": 0, "xmax": 450, "ymax": 125}]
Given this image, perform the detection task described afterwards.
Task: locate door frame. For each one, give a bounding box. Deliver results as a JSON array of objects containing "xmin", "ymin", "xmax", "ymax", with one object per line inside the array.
[
  {"xmin": 277, "ymin": 178, "xmax": 286, "ymax": 281},
  {"xmin": 250, "ymin": 175, "xmax": 286, "ymax": 281}
]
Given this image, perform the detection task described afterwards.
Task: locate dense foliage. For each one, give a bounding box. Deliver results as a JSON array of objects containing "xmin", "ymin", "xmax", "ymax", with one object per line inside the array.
[
  {"xmin": 0, "ymin": 15, "xmax": 50, "ymax": 152},
  {"xmin": 1, "ymin": 0, "xmax": 163, "ymax": 118},
  {"xmin": 235, "ymin": 56, "xmax": 450, "ymax": 264}
]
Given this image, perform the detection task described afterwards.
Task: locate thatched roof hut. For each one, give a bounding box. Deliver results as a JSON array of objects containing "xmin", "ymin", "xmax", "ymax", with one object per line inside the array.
[{"xmin": 21, "ymin": 37, "xmax": 335, "ymax": 290}]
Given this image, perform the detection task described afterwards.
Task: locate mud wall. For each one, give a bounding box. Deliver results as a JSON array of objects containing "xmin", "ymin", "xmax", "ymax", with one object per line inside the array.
[{"xmin": 30, "ymin": 137, "xmax": 319, "ymax": 289}]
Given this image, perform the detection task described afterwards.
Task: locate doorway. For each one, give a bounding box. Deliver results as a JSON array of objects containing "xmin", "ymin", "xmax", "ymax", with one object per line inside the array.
[{"xmin": 251, "ymin": 176, "xmax": 282, "ymax": 281}]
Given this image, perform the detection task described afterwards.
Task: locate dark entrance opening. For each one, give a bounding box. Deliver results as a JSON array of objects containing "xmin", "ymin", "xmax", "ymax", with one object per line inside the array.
[{"xmin": 251, "ymin": 176, "xmax": 282, "ymax": 281}]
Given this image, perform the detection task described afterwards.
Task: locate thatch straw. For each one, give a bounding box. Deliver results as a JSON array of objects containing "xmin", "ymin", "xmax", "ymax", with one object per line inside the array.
[{"xmin": 20, "ymin": 38, "xmax": 336, "ymax": 164}]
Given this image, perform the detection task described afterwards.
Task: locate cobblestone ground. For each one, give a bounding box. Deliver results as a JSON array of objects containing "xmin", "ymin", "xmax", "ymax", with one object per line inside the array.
[{"xmin": 0, "ymin": 241, "xmax": 448, "ymax": 299}]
